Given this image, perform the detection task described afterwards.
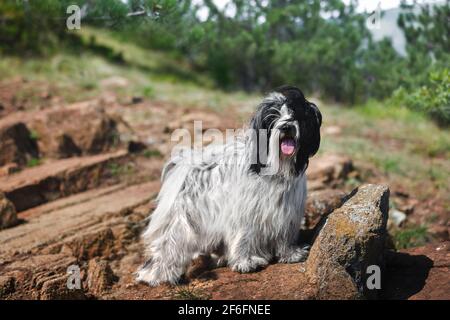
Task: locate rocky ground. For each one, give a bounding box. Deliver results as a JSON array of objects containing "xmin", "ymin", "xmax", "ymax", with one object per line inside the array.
[{"xmin": 0, "ymin": 94, "xmax": 449, "ymax": 300}]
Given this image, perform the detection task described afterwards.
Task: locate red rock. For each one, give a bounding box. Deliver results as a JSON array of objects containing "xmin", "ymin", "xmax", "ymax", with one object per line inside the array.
[
  {"xmin": 304, "ymin": 189, "xmax": 347, "ymax": 229},
  {"xmin": 0, "ymin": 181, "xmax": 159, "ymax": 258},
  {"xmin": 0, "ymin": 150, "xmax": 128, "ymax": 212},
  {"xmin": 0, "ymin": 119, "xmax": 39, "ymax": 166},
  {"xmin": 87, "ymin": 258, "xmax": 117, "ymax": 296},
  {"xmin": 0, "ymin": 181, "xmax": 159, "ymax": 299},
  {"xmin": 66, "ymin": 228, "xmax": 117, "ymax": 261},
  {"xmin": 0, "ymin": 101, "xmax": 120, "ymax": 160},
  {"xmin": 0, "ymin": 275, "xmax": 15, "ymax": 298},
  {"xmin": 0, "ymin": 163, "xmax": 19, "ymax": 177},
  {"xmin": 307, "ymin": 154, "xmax": 354, "ymax": 190},
  {"xmin": 306, "ymin": 184, "xmax": 390, "ymax": 300},
  {"xmin": 0, "ymin": 192, "xmax": 18, "ymax": 230}
]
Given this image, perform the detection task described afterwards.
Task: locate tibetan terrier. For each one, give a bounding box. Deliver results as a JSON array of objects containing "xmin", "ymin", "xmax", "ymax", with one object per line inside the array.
[{"xmin": 137, "ymin": 85, "xmax": 322, "ymax": 286}]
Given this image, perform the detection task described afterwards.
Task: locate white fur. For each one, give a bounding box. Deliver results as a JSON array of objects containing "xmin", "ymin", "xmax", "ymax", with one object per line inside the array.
[
  {"xmin": 137, "ymin": 96, "xmax": 309, "ymax": 286},
  {"xmin": 137, "ymin": 142, "xmax": 308, "ymax": 285}
]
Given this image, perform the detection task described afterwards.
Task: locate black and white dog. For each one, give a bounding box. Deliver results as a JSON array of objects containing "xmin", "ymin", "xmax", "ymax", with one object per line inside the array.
[{"xmin": 137, "ymin": 85, "xmax": 322, "ymax": 286}]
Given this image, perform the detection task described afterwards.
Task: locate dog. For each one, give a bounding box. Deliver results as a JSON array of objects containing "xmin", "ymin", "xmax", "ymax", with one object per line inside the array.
[{"xmin": 137, "ymin": 85, "xmax": 322, "ymax": 286}]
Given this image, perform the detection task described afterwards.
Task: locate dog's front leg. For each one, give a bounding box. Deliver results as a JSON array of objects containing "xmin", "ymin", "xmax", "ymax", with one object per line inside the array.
[{"xmin": 227, "ymin": 230, "xmax": 271, "ymax": 273}]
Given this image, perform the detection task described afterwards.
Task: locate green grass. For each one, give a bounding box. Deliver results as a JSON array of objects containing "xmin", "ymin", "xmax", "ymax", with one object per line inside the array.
[
  {"xmin": 26, "ymin": 158, "xmax": 41, "ymax": 168},
  {"xmin": 0, "ymin": 28, "xmax": 259, "ymax": 111},
  {"xmin": 393, "ymin": 225, "xmax": 430, "ymax": 249},
  {"xmin": 142, "ymin": 149, "xmax": 163, "ymax": 159},
  {"xmin": 108, "ymin": 163, "xmax": 135, "ymax": 177},
  {"xmin": 172, "ymin": 286, "xmax": 210, "ymax": 300},
  {"xmin": 319, "ymin": 99, "xmax": 450, "ymax": 199},
  {"xmin": 29, "ymin": 130, "xmax": 40, "ymax": 141}
]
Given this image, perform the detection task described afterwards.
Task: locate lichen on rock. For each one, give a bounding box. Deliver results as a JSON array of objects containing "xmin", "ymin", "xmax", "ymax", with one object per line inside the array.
[{"xmin": 306, "ymin": 184, "xmax": 390, "ymax": 299}]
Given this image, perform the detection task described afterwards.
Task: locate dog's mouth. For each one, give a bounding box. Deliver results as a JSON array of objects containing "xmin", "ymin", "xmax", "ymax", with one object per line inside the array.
[{"xmin": 280, "ymin": 137, "xmax": 296, "ymax": 156}]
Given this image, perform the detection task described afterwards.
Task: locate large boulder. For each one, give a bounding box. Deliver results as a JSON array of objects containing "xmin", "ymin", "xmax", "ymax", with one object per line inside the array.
[
  {"xmin": 306, "ymin": 184, "xmax": 389, "ymax": 299},
  {"xmin": 28, "ymin": 102, "xmax": 119, "ymax": 158}
]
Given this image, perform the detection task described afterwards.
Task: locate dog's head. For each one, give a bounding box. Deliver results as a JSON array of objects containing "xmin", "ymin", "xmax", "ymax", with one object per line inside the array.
[{"xmin": 249, "ymin": 85, "xmax": 322, "ymax": 177}]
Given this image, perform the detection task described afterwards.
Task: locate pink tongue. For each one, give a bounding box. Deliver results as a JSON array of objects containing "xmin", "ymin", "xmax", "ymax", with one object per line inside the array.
[{"xmin": 281, "ymin": 139, "xmax": 296, "ymax": 155}]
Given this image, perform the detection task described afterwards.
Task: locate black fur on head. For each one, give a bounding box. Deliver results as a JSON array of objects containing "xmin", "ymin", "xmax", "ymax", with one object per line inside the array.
[{"xmin": 249, "ymin": 85, "xmax": 322, "ymax": 176}]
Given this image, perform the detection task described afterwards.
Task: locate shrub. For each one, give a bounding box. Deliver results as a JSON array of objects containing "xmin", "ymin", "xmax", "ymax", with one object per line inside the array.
[{"xmin": 392, "ymin": 68, "xmax": 450, "ymax": 127}]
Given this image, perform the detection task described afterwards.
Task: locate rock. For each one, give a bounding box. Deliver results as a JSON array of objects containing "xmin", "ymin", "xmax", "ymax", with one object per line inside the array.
[
  {"xmin": 66, "ymin": 228, "xmax": 117, "ymax": 261},
  {"xmin": 306, "ymin": 184, "xmax": 390, "ymax": 299},
  {"xmin": 0, "ymin": 181, "xmax": 160, "ymax": 258},
  {"xmin": 0, "ymin": 253, "xmax": 85, "ymax": 300},
  {"xmin": 29, "ymin": 104, "xmax": 119, "ymax": 158},
  {"xmin": 56, "ymin": 134, "xmax": 82, "ymax": 158},
  {"xmin": 304, "ymin": 189, "xmax": 347, "ymax": 230},
  {"xmin": 323, "ymin": 125, "xmax": 342, "ymax": 136},
  {"xmin": 0, "ymin": 101, "xmax": 120, "ymax": 159},
  {"xmin": 0, "ymin": 150, "xmax": 128, "ymax": 212},
  {"xmin": 307, "ymin": 154, "xmax": 354, "ymax": 190},
  {"xmin": 39, "ymin": 275, "xmax": 86, "ymax": 300},
  {"xmin": 128, "ymin": 140, "xmax": 147, "ymax": 153},
  {"xmin": 0, "ymin": 120, "xmax": 39, "ymax": 166},
  {"xmin": 388, "ymin": 209, "xmax": 407, "ymax": 228},
  {"xmin": 427, "ymin": 225, "xmax": 449, "ymax": 242},
  {"xmin": 131, "ymin": 96, "xmax": 143, "ymax": 104},
  {"xmin": 383, "ymin": 242, "xmax": 450, "ymax": 300},
  {"xmin": 0, "ymin": 192, "xmax": 19, "ymax": 229},
  {"xmin": 100, "ymin": 76, "xmax": 129, "ymax": 88},
  {"xmin": 0, "ymin": 276, "xmax": 15, "ymax": 297},
  {"xmin": 0, "ymin": 181, "xmax": 160, "ymax": 299},
  {"xmin": 0, "ymin": 163, "xmax": 19, "ymax": 177},
  {"xmin": 87, "ymin": 258, "xmax": 117, "ymax": 296}
]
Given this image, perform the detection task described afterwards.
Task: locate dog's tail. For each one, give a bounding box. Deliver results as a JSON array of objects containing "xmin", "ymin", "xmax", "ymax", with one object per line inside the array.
[{"xmin": 142, "ymin": 153, "xmax": 191, "ymax": 244}]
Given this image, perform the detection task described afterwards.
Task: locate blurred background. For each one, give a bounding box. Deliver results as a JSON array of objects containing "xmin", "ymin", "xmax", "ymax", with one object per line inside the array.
[{"xmin": 0, "ymin": 0, "xmax": 449, "ymax": 250}]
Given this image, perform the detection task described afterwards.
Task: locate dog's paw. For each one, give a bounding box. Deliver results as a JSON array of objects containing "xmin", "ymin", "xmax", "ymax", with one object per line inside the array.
[
  {"xmin": 136, "ymin": 266, "xmax": 180, "ymax": 287},
  {"xmin": 278, "ymin": 245, "xmax": 310, "ymax": 263},
  {"xmin": 136, "ymin": 268, "xmax": 163, "ymax": 287},
  {"xmin": 231, "ymin": 256, "xmax": 269, "ymax": 273}
]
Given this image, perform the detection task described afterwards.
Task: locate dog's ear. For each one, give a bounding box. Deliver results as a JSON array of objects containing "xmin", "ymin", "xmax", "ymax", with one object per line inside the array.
[
  {"xmin": 295, "ymin": 102, "xmax": 322, "ymax": 174},
  {"xmin": 306, "ymin": 102, "xmax": 322, "ymax": 156}
]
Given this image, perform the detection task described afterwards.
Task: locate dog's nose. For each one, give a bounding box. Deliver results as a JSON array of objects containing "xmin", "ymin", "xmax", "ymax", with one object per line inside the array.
[{"xmin": 279, "ymin": 124, "xmax": 296, "ymax": 136}]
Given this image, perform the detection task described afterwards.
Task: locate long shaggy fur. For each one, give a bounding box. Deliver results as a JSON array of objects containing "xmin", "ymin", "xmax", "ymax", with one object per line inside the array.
[{"xmin": 137, "ymin": 86, "xmax": 322, "ymax": 286}]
